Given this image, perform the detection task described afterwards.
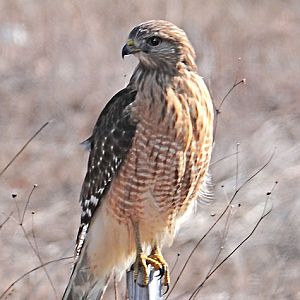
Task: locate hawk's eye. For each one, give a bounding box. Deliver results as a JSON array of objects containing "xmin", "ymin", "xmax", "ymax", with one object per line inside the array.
[{"xmin": 146, "ymin": 36, "xmax": 162, "ymax": 47}]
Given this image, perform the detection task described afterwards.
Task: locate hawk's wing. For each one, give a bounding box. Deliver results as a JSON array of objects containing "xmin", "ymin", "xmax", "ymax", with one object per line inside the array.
[{"xmin": 75, "ymin": 87, "xmax": 137, "ymax": 260}]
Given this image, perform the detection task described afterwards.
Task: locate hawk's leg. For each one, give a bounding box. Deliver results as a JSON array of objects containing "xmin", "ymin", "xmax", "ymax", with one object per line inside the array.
[
  {"xmin": 132, "ymin": 223, "xmax": 169, "ymax": 288},
  {"xmin": 133, "ymin": 222, "xmax": 162, "ymax": 286}
]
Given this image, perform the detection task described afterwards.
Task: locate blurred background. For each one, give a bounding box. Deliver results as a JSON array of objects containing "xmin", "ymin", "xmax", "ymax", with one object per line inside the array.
[{"xmin": 0, "ymin": 1, "xmax": 299, "ymax": 299}]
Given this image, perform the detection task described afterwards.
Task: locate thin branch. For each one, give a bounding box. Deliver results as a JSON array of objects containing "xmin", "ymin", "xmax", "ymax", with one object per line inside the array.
[
  {"xmin": 31, "ymin": 212, "xmax": 40, "ymax": 259},
  {"xmin": 31, "ymin": 211, "xmax": 58, "ymax": 299},
  {"xmin": 189, "ymin": 181, "xmax": 277, "ymax": 299},
  {"xmin": 190, "ymin": 211, "xmax": 271, "ymax": 299},
  {"xmin": 209, "ymin": 151, "xmax": 239, "ymax": 167},
  {"xmin": 20, "ymin": 184, "xmax": 38, "ymax": 225},
  {"xmin": 216, "ymin": 79, "xmax": 246, "ymax": 114},
  {"xmin": 0, "ymin": 121, "xmax": 50, "ymax": 177},
  {"xmin": 190, "ymin": 189, "xmax": 235, "ymax": 300},
  {"xmin": 166, "ymin": 151, "xmax": 274, "ymax": 299},
  {"xmin": 19, "ymin": 225, "xmax": 58, "ymax": 298},
  {"xmin": 170, "ymin": 253, "xmax": 181, "ymax": 275},
  {"xmin": 12, "ymin": 193, "xmax": 22, "ymax": 224},
  {"xmin": 0, "ymin": 256, "xmax": 73, "ymax": 299},
  {"xmin": 9, "ymin": 185, "xmax": 58, "ymax": 299},
  {"xmin": 213, "ymin": 79, "xmax": 246, "ymax": 141},
  {"xmin": 205, "ymin": 203, "xmax": 234, "ymax": 279},
  {"xmin": 0, "ymin": 211, "xmax": 14, "ymax": 230},
  {"xmin": 235, "ymin": 143, "xmax": 240, "ymax": 191},
  {"xmin": 0, "ymin": 211, "xmax": 19, "ymax": 227}
]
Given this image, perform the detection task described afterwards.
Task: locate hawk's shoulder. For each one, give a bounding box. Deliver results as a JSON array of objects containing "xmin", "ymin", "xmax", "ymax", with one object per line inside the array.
[{"xmin": 75, "ymin": 86, "xmax": 137, "ymax": 259}]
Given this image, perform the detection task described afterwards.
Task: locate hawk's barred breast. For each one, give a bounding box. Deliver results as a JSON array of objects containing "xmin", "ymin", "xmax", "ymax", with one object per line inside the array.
[{"xmin": 106, "ymin": 68, "xmax": 214, "ymax": 244}]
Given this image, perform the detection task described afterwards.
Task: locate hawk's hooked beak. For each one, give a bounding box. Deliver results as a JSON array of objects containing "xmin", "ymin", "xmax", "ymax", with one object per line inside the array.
[{"xmin": 122, "ymin": 39, "xmax": 140, "ymax": 58}]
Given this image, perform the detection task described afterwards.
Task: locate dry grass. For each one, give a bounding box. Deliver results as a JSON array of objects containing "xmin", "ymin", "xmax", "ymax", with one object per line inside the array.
[{"xmin": 0, "ymin": 1, "xmax": 299, "ymax": 299}]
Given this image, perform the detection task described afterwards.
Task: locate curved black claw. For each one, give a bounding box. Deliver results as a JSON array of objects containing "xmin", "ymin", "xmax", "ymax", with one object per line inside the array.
[
  {"xmin": 162, "ymin": 283, "xmax": 170, "ymax": 295},
  {"xmin": 155, "ymin": 265, "xmax": 165, "ymax": 279}
]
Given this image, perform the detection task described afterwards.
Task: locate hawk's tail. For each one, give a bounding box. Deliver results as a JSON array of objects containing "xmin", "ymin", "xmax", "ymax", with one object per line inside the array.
[
  {"xmin": 62, "ymin": 244, "xmax": 111, "ymax": 300},
  {"xmin": 62, "ymin": 206, "xmax": 136, "ymax": 300}
]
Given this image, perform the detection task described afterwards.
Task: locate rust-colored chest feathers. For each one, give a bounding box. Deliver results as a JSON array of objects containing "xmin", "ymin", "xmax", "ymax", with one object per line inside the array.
[{"xmin": 106, "ymin": 70, "xmax": 214, "ymax": 233}]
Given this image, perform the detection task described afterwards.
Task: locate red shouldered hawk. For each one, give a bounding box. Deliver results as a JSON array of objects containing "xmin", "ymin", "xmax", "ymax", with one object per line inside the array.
[{"xmin": 63, "ymin": 20, "xmax": 214, "ymax": 299}]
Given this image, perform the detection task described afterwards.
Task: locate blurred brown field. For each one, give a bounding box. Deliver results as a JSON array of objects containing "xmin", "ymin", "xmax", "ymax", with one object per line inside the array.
[{"xmin": 0, "ymin": 1, "xmax": 299, "ymax": 299}]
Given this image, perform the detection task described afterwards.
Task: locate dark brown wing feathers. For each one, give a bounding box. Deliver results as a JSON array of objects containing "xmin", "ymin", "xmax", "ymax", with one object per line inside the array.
[{"xmin": 75, "ymin": 87, "xmax": 137, "ymax": 255}]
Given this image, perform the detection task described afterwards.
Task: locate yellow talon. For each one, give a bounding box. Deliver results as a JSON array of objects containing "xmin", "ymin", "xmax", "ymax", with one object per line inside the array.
[
  {"xmin": 134, "ymin": 251, "xmax": 164, "ymax": 286},
  {"xmin": 149, "ymin": 246, "xmax": 170, "ymax": 287},
  {"xmin": 133, "ymin": 245, "xmax": 170, "ymax": 288},
  {"xmin": 132, "ymin": 223, "xmax": 170, "ymax": 287},
  {"xmin": 134, "ymin": 252, "xmax": 149, "ymax": 286}
]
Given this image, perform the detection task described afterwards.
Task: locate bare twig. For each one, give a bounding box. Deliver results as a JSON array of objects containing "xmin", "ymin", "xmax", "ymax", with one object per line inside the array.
[
  {"xmin": 213, "ymin": 79, "xmax": 246, "ymax": 141},
  {"xmin": 31, "ymin": 212, "xmax": 39, "ymax": 253},
  {"xmin": 235, "ymin": 143, "xmax": 240, "ymax": 191},
  {"xmin": 166, "ymin": 151, "xmax": 274, "ymax": 299},
  {"xmin": 216, "ymin": 79, "xmax": 246, "ymax": 114},
  {"xmin": 208, "ymin": 143, "xmax": 241, "ymax": 278},
  {"xmin": 0, "ymin": 211, "xmax": 14, "ymax": 230},
  {"xmin": 31, "ymin": 211, "xmax": 58, "ymax": 299},
  {"xmin": 0, "ymin": 211, "xmax": 19, "ymax": 227},
  {"xmin": 4, "ymin": 186, "xmax": 58, "ymax": 299},
  {"xmin": 18, "ymin": 224, "xmax": 58, "ymax": 299},
  {"xmin": 205, "ymin": 201, "xmax": 234, "ymax": 280},
  {"xmin": 12, "ymin": 193, "xmax": 22, "ymax": 223},
  {"xmin": 210, "ymin": 151, "xmax": 240, "ymax": 167},
  {"xmin": 0, "ymin": 256, "xmax": 73, "ymax": 299},
  {"xmin": 189, "ymin": 187, "xmax": 235, "ymax": 300},
  {"xmin": 189, "ymin": 181, "xmax": 278, "ymax": 299},
  {"xmin": 170, "ymin": 253, "xmax": 181, "ymax": 275},
  {"xmin": 20, "ymin": 184, "xmax": 38, "ymax": 225},
  {"xmin": 0, "ymin": 121, "xmax": 50, "ymax": 177}
]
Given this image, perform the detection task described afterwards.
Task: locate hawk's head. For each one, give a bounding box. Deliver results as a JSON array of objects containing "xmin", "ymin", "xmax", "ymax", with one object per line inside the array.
[{"xmin": 122, "ymin": 20, "xmax": 197, "ymax": 71}]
